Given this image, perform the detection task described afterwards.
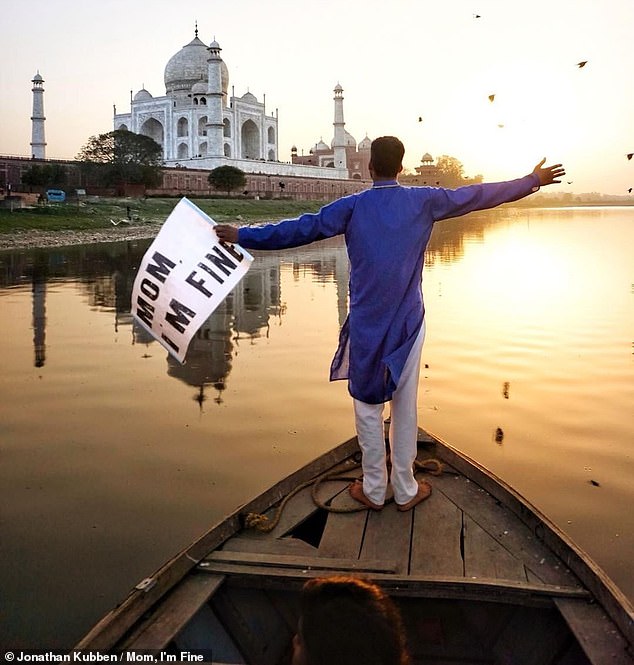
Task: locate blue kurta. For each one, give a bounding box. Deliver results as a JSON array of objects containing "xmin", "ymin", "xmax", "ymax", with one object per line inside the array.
[{"xmin": 238, "ymin": 174, "xmax": 540, "ymax": 403}]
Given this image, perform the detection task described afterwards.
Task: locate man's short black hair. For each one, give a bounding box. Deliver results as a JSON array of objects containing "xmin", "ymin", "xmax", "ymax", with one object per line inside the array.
[{"xmin": 370, "ymin": 136, "xmax": 405, "ymax": 178}]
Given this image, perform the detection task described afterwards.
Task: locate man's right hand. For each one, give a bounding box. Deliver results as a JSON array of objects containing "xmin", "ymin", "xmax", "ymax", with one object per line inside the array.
[{"xmin": 215, "ymin": 224, "xmax": 239, "ymax": 243}]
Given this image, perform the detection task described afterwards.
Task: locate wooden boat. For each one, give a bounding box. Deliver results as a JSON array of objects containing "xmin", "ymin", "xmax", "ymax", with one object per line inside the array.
[{"xmin": 76, "ymin": 429, "xmax": 634, "ymax": 664}]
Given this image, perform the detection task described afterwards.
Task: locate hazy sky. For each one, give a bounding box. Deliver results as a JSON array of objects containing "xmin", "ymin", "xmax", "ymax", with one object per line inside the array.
[{"xmin": 1, "ymin": 0, "xmax": 633, "ymax": 194}]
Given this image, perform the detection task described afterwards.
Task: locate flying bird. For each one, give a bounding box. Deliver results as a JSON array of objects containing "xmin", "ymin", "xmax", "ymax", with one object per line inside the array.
[
  {"xmin": 576, "ymin": 61, "xmax": 588, "ymax": 68},
  {"xmin": 627, "ymin": 153, "xmax": 633, "ymax": 160},
  {"xmin": 488, "ymin": 94, "xmax": 495, "ymax": 102},
  {"xmin": 418, "ymin": 116, "xmax": 423, "ymax": 123},
  {"xmin": 628, "ymin": 188, "xmax": 633, "ymax": 193},
  {"xmin": 474, "ymin": 13, "xmax": 481, "ymax": 18}
]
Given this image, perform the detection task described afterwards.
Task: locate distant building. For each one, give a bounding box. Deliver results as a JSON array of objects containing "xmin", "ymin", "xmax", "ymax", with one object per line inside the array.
[
  {"xmin": 400, "ymin": 152, "xmax": 441, "ymax": 186},
  {"xmin": 113, "ymin": 28, "xmax": 369, "ymax": 181},
  {"xmin": 291, "ymin": 83, "xmax": 372, "ymax": 181},
  {"xmin": 400, "ymin": 153, "xmax": 483, "ymax": 188},
  {"xmin": 30, "ymin": 72, "xmax": 46, "ymax": 160},
  {"xmin": 414, "ymin": 152, "xmax": 440, "ymax": 185}
]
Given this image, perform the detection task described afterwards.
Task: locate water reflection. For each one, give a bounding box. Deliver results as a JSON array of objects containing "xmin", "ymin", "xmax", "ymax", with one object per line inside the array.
[
  {"xmin": 1, "ymin": 206, "xmax": 632, "ymax": 651},
  {"xmin": 0, "ymin": 237, "xmax": 352, "ymax": 399},
  {"xmin": 31, "ymin": 252, "xmax": 48, "ymax": 367}
]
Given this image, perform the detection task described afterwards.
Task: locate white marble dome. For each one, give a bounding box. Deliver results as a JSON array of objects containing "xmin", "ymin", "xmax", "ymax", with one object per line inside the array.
[
  {"xmin": 358, "ymin": 135, "xmax": 372, "ymax": 151},
  {"xmin": 164, "ymin": 34, "xmax": 228, "ymax": 95}
]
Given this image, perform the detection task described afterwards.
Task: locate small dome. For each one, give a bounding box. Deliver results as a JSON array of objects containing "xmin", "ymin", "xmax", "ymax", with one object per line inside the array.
[
  {"xmin": 191, "ymin": 81, "xmax": 208, "ymax": 94},
  {"xmin": 315, "ymin": 139, "xmax": 329, "ymax": 152},
  {"xmin": 291, "ymin": 145, "xmax": 297, "ymax": 152},
  {"xmin": 358, "ymin": 135, "xmax": 372, "ymax": 151},
  {"xmin": 241, "ymin": 91, "xmax": 258, "ymax": 103},
  {"xmin": 32, "ymin": 72, "xmax": 44, "ymax": 82},
  {"xmin": 334, "ymin": 82, "xmax": 343, "ymax": 92},
  {"xmin": 209, "ymin": 39, "xmax": 220, "ymax": 50},
  {"xmin": 134, "ymin": 88, "xmax": 153, "ymax": 101},
  {"xmin": 331, "ymin": 130, "xmax": 356, "ymax": 148},
  {"xmin": 422, "ymin": 152, "xmax": 434, "ymax": 162}
]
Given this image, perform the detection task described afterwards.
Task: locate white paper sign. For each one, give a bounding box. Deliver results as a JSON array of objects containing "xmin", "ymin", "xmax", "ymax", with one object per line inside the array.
[{"xmin": 131, "ymin": 197, "xmax": 253, "ymax": 363}]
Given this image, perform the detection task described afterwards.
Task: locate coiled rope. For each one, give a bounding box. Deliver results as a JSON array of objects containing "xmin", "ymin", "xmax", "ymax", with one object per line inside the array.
[{"xmin": 244, "ymin": 456, "xmax": 445, "ymax": 533}]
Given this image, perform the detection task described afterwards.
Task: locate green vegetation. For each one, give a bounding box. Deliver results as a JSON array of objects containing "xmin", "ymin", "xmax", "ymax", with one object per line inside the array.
[
  {"xmin": 0, "ymin": 197, "xmax": 325, "ymax": 234},
  {"xmin": 207, "ymin": 165, "xmax": 247, "ymax": 196},
  {"xmin": 76, "ymin": 129, "xmax": 163, "ymax": 189},
  {"xmin": 21, "ymin": 163, "xmax": 67, "ymax": 189}
]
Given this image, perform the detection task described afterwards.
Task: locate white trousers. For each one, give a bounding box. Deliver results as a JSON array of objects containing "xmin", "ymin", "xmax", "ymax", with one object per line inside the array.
[{"xmin": 353, "ymin": 320, "xmax": 426, "ymax": 505}]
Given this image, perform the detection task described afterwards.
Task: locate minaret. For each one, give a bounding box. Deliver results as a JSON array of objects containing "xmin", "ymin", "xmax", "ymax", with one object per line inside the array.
[
  {"xmin": 206, "ymin": 40, "xmax": 224, "ymax": 159},
  {"xmin": 32, "ymin": 254, "xmax": 48, "ymax": 368},
  {"xmin": 30, "ymin": 72, "xmax": 46, "ymax": 159},
  {"xmin": 332, "ymin": 83, "xmax": 347, "ymax": 172}
]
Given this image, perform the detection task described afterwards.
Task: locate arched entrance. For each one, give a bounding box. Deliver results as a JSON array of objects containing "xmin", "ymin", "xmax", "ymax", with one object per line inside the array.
[
  {"xmin": 241, "ymin": 120, "xmax": 259, "ymax": 159},
  {"xmin": 177, "ymin": 117, "xmax": 188, "ymax": 137},
  {"xmin": 139, "ymin": 118, "xmax": 164, "ymax": 155}
]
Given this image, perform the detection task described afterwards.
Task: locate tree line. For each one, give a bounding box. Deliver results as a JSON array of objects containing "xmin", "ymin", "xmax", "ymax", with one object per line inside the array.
[{"xmin": 20, "ymin": 128, "xmax": 473, "ymax": 196}]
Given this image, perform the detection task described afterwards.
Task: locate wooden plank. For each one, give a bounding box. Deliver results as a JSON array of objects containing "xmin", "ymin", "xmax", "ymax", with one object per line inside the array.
[
  {"xmin": 425, "ymin": 428, "xmax": 634, "ymax": 649},
  {"xmin": 555, "ymin": 598, "xmax": 634, "ymax": 665},
  {"xmin": 122, "ymin": 573, "xmax": 224, "ymax": 649},
  {"xmin": 317, "ymin": 481, "xmax": 368, "ymax": 559},
  {"xmin": 360, "ymin": 505, "xmax": 412, "ymax": 574},
  {"xmin": 198, "ymin": 563, "xmax": 589, "ymax": 604},
  {"xmin": 210, "ymin": 586, "xmax": 292, "ymax": 665},
  {"xmin": 433, "ymin": 473, "xmax": 579, "ymax": 587},
  {"xmin": 266, "ymin": 589, "xmax": 301, "ymax": 633},
  {"xmin": 173, "ymin": 603, "xmax": 245, "ymax": 664},
  {"xmin": 463, "ymin": 514, "xmax": 527, "ymax": 582},
  {"xmin": 409, "ymin": 486, "xmax": 463, "ymax": 576},
  {"xmin": 491, "ymin": 605, "xmax": 573, "ymax": 665},
  {"xmin": 221, "ymin": 534, "xmax": 317, "ymax": 557},
  {"xmin": 205, "ymin": 550, "xmax": 397, "ymax": 574},
  {"xmin": 398, "ymin": 596, "xmax": 490, "ymax": 662}
]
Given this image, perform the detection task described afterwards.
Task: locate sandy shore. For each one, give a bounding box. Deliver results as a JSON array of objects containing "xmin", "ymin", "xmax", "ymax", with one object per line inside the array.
[{"xmin": 0, "ymin": 222, "xmax": 162, "ymax": 251}]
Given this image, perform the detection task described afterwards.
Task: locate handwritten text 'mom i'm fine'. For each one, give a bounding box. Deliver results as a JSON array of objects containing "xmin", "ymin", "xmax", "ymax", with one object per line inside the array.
[{"xmin": 134, "ymin": 240, "xmax": 245, "ymax": 356}]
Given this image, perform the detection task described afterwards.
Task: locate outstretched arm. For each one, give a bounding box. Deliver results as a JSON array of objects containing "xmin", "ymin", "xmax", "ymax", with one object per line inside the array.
[
  {"xmin": 430, "ymin": 158, "xmax": 566, "ymax": 221},
  {"xmin": 214, "ymin": 195, "xmax": 355, "ymax": 250},
  {"xmin": 532, "ymin": 158, "xmax": 566, "ymax": 187}
]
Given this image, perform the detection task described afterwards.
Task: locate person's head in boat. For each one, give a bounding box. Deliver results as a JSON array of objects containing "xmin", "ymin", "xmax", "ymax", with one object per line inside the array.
[
  {"xmin": 292, "ymin": 575, "xmax": 410, "ymax": 665},
  {"xmin": 369, "ymin": 136, "xmax": 405, "ymax": 181}
]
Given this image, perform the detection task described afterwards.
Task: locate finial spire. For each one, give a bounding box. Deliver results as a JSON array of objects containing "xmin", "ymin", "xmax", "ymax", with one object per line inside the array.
[{"xmin": 195, "ymin": 21, "xmax": 198, "ymax": 38}]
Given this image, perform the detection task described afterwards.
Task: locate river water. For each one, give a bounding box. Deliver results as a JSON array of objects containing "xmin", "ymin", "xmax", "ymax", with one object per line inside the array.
[{"xmin": 1, "ymin": 205, "xmax": 632, "ymax": 648}]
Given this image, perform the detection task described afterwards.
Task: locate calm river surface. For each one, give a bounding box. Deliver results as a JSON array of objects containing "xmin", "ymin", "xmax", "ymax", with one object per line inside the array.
[{"xmin": 1, "ymin": 205, "xmax": 632, "ymax": 648}]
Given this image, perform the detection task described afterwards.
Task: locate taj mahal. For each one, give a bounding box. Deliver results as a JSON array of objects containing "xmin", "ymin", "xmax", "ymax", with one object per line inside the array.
[{"xmin": 113, "ymin": 27, "xmax": 372, "ymax": 181}]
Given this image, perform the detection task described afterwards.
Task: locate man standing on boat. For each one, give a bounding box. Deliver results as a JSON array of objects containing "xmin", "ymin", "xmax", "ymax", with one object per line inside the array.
[{"xmin": 216, "ymin": 137, "xmax": 565, "ymax": 512}]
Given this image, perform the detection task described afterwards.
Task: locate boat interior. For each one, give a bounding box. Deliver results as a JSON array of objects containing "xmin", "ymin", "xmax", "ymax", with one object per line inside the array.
[{"xmin": 110, "ymin": 434, "xmax": 633, "ymax": 664}]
